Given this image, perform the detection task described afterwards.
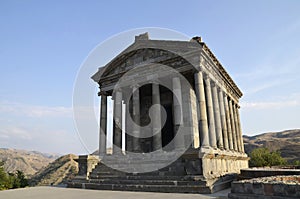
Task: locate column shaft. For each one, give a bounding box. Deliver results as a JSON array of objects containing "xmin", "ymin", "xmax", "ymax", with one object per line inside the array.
[
  {"xmin": 236, "ymin": 106, "xmax": 245, "ymax": 152},
  {"xmin": 172, "ymin": 77, "xmax": 185, "ymax": 149},
  {"xmin": 132, "ymin": 86, "xmax": 141, "ymax": 152},
  {"xmin": 99, "ymin": 94, "xmax": 107, "ymax": 156},
  {"xmin": 224, "ymin": 94, "xmax": 233, "ymax": 150},
  {"xmin": 194, "ymin": 72, "xmax": 210, "ymax": 148},
  {"xmin": 125, "ymin": 101, "xmax": 132, "ymax": 152},
  {"xmin": 204, "ymin": 77, "xmax": 217, "ymax": 148},
  {"xmin": 152, "ymin": 83, "xmax": 162, "ymax": 151},
  {"xmin": 218, "ymin": 90, "xmax": 229, "ymax": 150},
  {"xmin": 233, "ymin": 104, "xmax": 242, "ymax": 152},
  {"xmin": 212, "ymin": 83, "xmax": 224, "ymax": 149},
  {"xmin": 229, "ymin": 99, "xmax": 238, "ymax": 151},
  {"xmin": 113, "ymin": 90, "xmax": 122, "ymax": 154}
]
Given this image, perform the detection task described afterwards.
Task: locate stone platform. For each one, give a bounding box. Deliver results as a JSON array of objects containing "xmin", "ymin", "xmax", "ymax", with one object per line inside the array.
[
  {"xmin": 228, "ymin": 175, "xmax": 300, "ymax": 199},
  {"xmin": 67, "ymin": 152, "xmax": 238, "ymax": 194},
  {"xmin": 239, "ymin": 167, "xmax": 300, "ymax": 180}
]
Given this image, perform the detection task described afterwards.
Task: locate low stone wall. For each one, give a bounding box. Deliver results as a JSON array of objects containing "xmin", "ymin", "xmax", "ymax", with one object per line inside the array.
[
  {"xmin": 74, "ymin": 155, "xmax": 100, "ymax": 180},
  {"xmin": 229, "ymin": 175, "xmax": 300, "ymax": 199},
  {"xmin": 239, "ymin": 167, "xmax": 300, "ymax": 180}
]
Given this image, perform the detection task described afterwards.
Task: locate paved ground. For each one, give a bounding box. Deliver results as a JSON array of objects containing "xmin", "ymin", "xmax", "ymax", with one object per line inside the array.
[{"xmin": 0, "ymin": 187, "xmax": 230, "ymax": 199}]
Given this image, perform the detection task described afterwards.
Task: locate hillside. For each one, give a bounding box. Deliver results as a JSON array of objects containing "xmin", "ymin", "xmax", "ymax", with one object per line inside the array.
[
  {"xmin": 243, "ymin": 129, "xmax": 300, "ymax": 163},
  {"xmin": 30, "ymin": 154, "xmax": 78, "ymax": 186},
  {"xmin": 0, "ymin": 148, "xmax": 59, "ymax": 176}
]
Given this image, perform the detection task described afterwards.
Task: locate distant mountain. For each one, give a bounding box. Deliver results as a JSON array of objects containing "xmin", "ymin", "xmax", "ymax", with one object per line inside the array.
[
  {"xmin": 0, "ymin": 148, "xmax": 59, "ymax": 176},
  {"xmin": 30, "ymin": 154, "xmax": 78, "ymax": 186},
  {"xmin": 243, "ymin": 129, "xmax": 300, "ymax": 163}
]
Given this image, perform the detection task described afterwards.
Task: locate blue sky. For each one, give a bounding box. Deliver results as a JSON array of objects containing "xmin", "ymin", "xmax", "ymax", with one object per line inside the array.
[{"xmin": 1, "ymin": 1, "xmax": 300, "ymax": 154}]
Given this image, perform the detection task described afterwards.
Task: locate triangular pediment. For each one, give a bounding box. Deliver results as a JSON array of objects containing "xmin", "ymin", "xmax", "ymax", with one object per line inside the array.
[
  {"xmin": 102, "ymin": 48, "xmax": 186, "ymax": 77},
  {"xmin": 92, "ymin": 38, "xmax": 203, "ymax": 83}
]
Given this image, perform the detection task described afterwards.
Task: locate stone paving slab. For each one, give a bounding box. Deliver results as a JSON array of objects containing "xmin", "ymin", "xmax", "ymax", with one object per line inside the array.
[{"xmin": 0, "ymin": 186, "xmax": 229, "ymax": 199}]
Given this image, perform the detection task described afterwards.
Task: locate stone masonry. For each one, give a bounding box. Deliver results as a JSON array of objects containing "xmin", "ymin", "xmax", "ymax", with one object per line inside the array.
[{"xmin": 68, "ymin": 33, "xmax": 249, "ymax": 193}]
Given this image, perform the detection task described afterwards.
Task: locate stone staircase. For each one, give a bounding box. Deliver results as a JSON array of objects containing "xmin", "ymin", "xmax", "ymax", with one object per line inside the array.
[
  {"xmin": 68, "ymin": 152, "xmax": 235, "ymax": 193},
  {"xmin": 71, "ymin": 165, "xmax": 211, "ymax": 193}
]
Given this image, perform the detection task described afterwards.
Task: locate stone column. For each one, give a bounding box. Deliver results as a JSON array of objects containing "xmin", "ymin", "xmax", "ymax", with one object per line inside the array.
[
  {"xmin": 236, "ymin": 106, "xmax": 245, "ymax": 152},
  {"xmin": 152, "ymin": 83, "xmax": 162, "ymax": 151},
  {"xmin": 125, "ymin": 100, "xmax": 132, "ymax": 152},
  {"xmin": 224, "ymin": 94, "xmax": 233, "ymax": 150},
  {"xmin": 99, "ymin": 92, "xmax": 107, "ymax": 156},
  {"xmin": 233, "ymin": 103, "xmax": 242, "ymax": 152},
  {"xmin": 113, "ymin": 90, "xmax": 122, "ymax": 154},
  {"xmin": 229, "ymin": 98, "xmax": 238, "ymax": 151},
  {"xmin": 172, "ymin": 77, "xmax": 185, "ymax": 149},
  {"xmin": 204, "ymin": 76, "xmax": 217, "ymax": 149},
  {"xmin": 194, "ymin": 71, "xmax": 210, "ymax": 148},
  {"xmin": 212, "ymin": 83, "xmax": 224, "ymax": 150},
  {"xmin": 132, "ymin": 86, "xmax": 141, "ymax": 152},
  {"xmin": 218, "ymin": 90, "xmax": 229, "ymax": 150}
]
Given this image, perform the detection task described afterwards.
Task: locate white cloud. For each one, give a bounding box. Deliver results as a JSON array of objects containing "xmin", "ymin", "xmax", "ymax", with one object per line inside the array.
[
  {"xmin": 242, "ymin": 77, "xmax": 297, "ymax": 96},
  {"xmin": 0, "ymin": 126, "xmax": 32, "ymax": 140},
  {"xmin": 0, "ymin": 101, "xmax": 72, "ymax": 118},
  {"xmin": 0, "ymin": 124, "xmax": 85, "ymax": 154},
  {"xmin": 241, "ymin": 99, "xmax": 300, "ymax": 109}
]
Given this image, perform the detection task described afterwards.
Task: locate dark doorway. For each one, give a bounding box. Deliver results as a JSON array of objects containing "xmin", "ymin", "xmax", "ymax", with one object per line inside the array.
[{"xmin": 161, "ymin": 104, "xmax": 174, "ymax": 150}]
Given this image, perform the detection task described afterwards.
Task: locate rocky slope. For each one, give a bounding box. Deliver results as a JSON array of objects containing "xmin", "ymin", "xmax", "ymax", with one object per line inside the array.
[
  {"xmin": 30, "ymin": 154, "xmax": 78, "ymax": 186},
  {"xmin": 0, "ymin": 148, "xmax": 59, "ymax": 176},
  {"xmin": 243, "ymin": 129, "xmax": 300, "ymax": 163}
]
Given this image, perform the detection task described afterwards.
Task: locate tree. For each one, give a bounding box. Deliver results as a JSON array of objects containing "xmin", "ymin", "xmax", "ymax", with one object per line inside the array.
[
  {"xmin": 0, "ymin": 161, "xmax": 10, "ymax": 190},
  {"xmin": 0, "ymin": 162, "xmax": 28, "ymax": 190},
  {"xmin": 249, "ymin": 148, "xmax": 287, "ymax": 167},
  {"xmin": 16, "ymin": 170, "xmax": 28, "ymax": 188}
]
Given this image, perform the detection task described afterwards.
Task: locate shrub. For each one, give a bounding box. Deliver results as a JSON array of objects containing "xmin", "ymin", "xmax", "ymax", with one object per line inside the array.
[
  {"xmin": 0, "ymin": 162, "xmax": 28, "ymax": 190},
  {"xmin": 249, "ymin": 148, "xmax": 287, "ymax": 167},
  {"xmin": 292, "ymin": 160, "xmax": 300, "ymax": 166}
]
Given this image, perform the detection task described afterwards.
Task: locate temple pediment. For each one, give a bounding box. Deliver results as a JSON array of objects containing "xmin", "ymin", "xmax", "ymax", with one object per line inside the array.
[
  {"xmin": 91, "ymin": 33, "xmax": 242, "ymax": 100},
  {"xmin": 91, "ymin": 34, "xmax": 203, "ymax": 84}
]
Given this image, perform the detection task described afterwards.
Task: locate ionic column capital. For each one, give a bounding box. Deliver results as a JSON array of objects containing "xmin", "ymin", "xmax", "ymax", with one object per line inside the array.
[
  {"xmin": 216, "ymin": 86, "xmax": 223, "ymax": 92},
  {"xmin": 203, "ymin": 73, "xmax": 210, "ymax": 82}
]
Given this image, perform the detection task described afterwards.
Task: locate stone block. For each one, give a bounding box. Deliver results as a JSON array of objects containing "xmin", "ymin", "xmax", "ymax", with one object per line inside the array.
[
  {"xmin": 76, "ymin": 155, "xmax": 100, "ymax": 179},
  {"xmin": 263, "ymin": 183, "xmax": 274, "ymax": 196},
  {"xmin": 284, "ymin": 184, "xmax": 296, "ymax": 196},
  {"xmin": 243, "ymin": 182, "xmax": 253, "ymax": 194},
  {"xmin": 252, "ymin": 183, "xmax": 263, "ymax": 195},
  {"xmin": 231, "ymin": 182, "xmax": 244, "ymax": 193}
]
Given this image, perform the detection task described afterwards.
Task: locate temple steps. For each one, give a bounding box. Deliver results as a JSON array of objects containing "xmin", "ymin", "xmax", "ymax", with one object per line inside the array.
[
  {"xmin": 89, "ymin": 175, "xmax": 207, "ymax": 184},
  {"xmin": 88, "ymin": 179, "xmax": 205, "ymax": 186},
  {"xmin": 68, "ymin": 176, "xmax": 233, "ymax": 194},
  {"xmin": 68, "ymin": 153, "xmax": 237, "ymax": 193},
  {"xmin": 80, "ymin": 183, "xmax": 212, "ymax": 194},
  {"xmin": 89, "ymin": 159, "xmax": 186, "ymax": 178}
]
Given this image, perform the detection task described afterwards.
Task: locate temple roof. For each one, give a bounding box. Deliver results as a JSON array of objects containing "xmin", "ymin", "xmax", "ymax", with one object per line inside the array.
[{"xmin": 91, "ymin": 33, "xmax": 242, "ymax": 98}]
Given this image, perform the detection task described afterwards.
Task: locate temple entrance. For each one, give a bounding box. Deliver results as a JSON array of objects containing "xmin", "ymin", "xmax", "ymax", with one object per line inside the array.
[
  {"xmin": 159, "ymin": 86, "xmax": 175, "ymax": 151},
  {"xmin": 161, "ymin": 104, "xmax": 174, "ymax": 150},
  {"xmin": 127, "ymin": 83, "xmax": 176, "ymax": 152}
]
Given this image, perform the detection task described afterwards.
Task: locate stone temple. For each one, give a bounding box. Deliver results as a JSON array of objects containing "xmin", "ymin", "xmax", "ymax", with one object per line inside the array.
[{"xmin": 68, "ymin": 33, "xmax": 249, "ymax": 193}]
